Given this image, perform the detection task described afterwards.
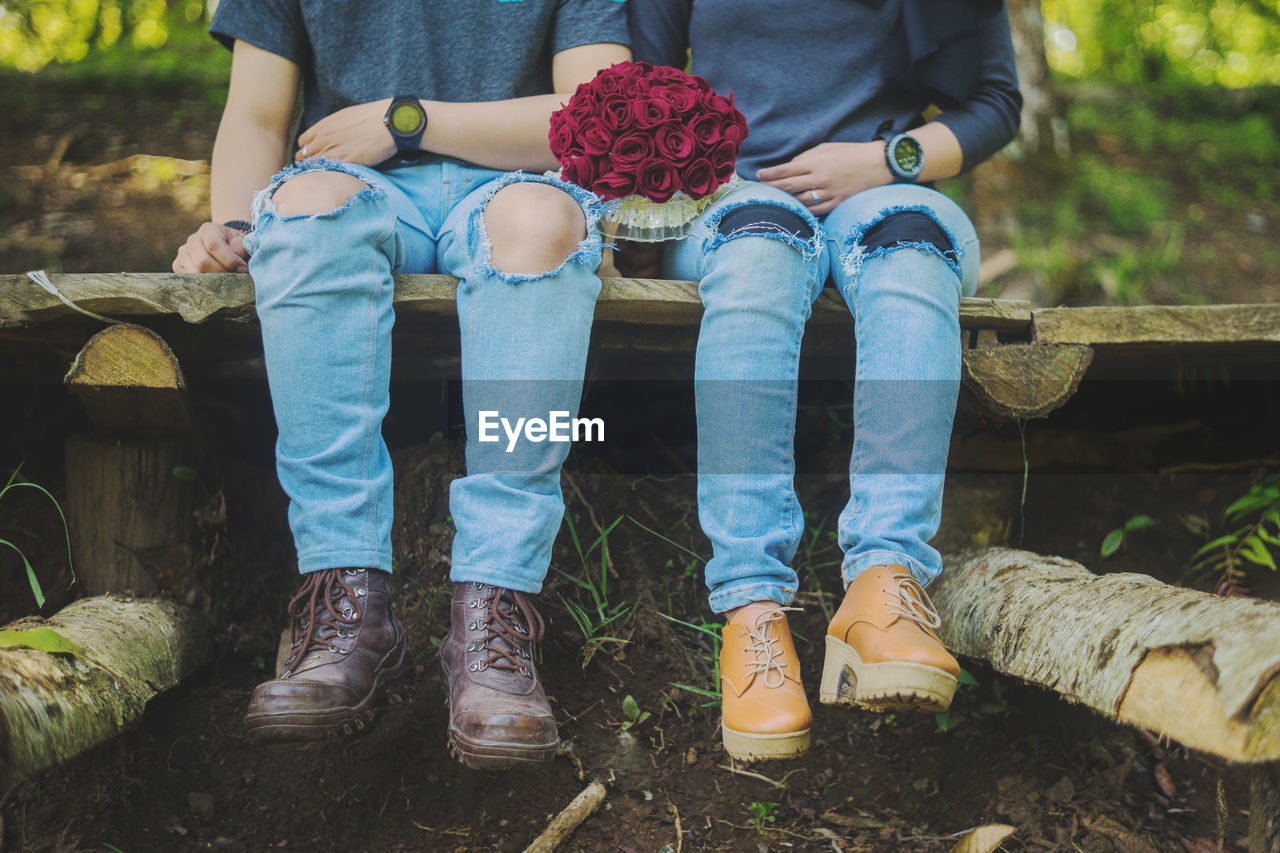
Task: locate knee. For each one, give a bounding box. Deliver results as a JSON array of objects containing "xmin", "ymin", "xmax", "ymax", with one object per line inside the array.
[
  {"xmin": 840, "ymin": 209, "xmax": 962, "ymax": 289},
  {"xmin": 857, "ymin": 211, "xmax": 954, "ymax": 258},
  {"xmin": 483, "ymin": 182, "xmax": 587, "ymax": 275},
  {"xmin": 702, "ymin": 202, "xmax": 821, "ymax": 301},
  {"xmin": 269, "ymin": 170, "xmax": 372, "ymax": 217}
]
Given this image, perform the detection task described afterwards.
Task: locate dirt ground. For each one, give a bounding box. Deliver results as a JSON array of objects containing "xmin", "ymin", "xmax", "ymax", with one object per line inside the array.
[{"xmin": 1, "ymin": 74, "xmax": 1278, "ymax": 853}]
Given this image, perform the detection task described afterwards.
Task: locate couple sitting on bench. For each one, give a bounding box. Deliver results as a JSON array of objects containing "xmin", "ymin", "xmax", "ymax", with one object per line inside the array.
[{"xmin": 171, "ymin": 0, "xmax": 1021, "ymax": 768}]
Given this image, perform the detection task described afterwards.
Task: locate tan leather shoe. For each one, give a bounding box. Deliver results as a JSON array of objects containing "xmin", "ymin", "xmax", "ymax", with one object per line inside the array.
[
  {"xmin": 720, "ymin": 603, "xmax": 811, "ymax": 760},
  {"xmin": 821, "ymin": 565, "xmax": 959, "ymax": 713}
]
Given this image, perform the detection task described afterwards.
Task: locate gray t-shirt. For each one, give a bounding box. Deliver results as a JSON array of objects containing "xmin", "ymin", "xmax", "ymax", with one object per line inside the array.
[
  {"xmin": 211, "ymin": 0, "xmax": 630, "ymax": 138},
  {"xmin": 628, "ymin": 0, "xmax": 1020, "ymax": 178}
]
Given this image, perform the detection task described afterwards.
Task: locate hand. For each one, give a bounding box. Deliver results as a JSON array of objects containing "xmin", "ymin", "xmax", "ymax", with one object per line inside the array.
[
  {"xmin": 295, "ymin": 100, "xmax": 397, "ymax": 167},
  {"xmin": 756, "ymin": 142, "xmax": 894, "ymax": 216},
  {"xmin": 173, "ymin": 222, "xmax": 250, "ymax": 273},
  {"xmin": 612, "ymin": 240, "xmax": 664, "ymax": 278}
]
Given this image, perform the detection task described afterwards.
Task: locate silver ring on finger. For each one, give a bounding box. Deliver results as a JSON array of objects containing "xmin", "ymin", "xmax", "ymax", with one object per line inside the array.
[
  {"xmin": 299, "ymin": 144, "xmax": 310, "ymax": 159},
  {"xmin": 810, "ymin": 189, "xmax": 821, "ymax": 204}
]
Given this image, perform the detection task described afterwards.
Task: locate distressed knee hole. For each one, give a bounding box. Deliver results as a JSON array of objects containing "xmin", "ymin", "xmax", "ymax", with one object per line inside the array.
[
  {"xmin": 270, "ymin": 170, "xmax": 372, "ymax": 218},
  {"xmin": 715, "ymin": 203, "xmax": 815, "ymax": 243},
  {"xmin": 483, "ymin": 182, "xmax": 588, "ymax": 276},
  {"xmin": 859, "ymin": 211, "xmax": 953, "ymax": 256}
]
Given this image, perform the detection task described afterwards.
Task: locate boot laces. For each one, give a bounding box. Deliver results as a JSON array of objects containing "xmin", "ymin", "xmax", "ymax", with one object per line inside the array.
[
  {"xmin": 744, "ymin": 607, "xmax": 800, "ymax": 689},
  {"xmin": 477, "ymin": 587, "xmax": 545, "ymax": 677},
  {"xmin": 886, "ymin": 573, "xmax": 942, "ymax": 630},
  {"xmin": 283, "ymin": 568, "xmax": 362, "ymax": 676}
]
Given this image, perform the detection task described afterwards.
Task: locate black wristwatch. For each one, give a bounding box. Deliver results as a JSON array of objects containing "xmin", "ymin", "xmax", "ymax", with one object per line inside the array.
[
  {"xmin": 383, "ymin": 95, "xmax": 427, "ymax": 165},
  {"xmin": 875, "ymin": 123, "xmax": 925, "ymax": 183}
]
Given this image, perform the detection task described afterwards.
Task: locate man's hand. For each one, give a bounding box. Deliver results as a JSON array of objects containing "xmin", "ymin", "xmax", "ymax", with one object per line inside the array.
[
  {"xmin": 295, "ymin": 100, "xmax": 397, "ymax": 167},
  {"xmin": 757, "ymin": 142, "xmax": 893, "ymax": 217},
  {"xmin": 173, "ymin": 222, "xmax": 250, "ymax": 273}
]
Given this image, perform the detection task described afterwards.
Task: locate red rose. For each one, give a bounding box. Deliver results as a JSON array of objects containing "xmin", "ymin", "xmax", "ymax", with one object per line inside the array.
[
  {"xmin": 633, "ymin": 96, "xmax": 673, "ymax": 128},
  {"xmin": 708, "ymin": 139, "xmax": 738, "ymax": 182},
  {"xmin": 613, "ymin": 132, "xmax": 654, "ymax": 168},
  {"xmin": 599, "ymin": 95, "xmax": 635, "ymax": 133},
  {"xmin": 549, "ymin": 120, "xmax": 575, "ymax": 159},
  {"xmin": 564, "ymin": 154, "xmax": 601, "ymax": 189},
  {"xmin": 690, "ymin": 113, "xmax": 724, "ymax": 147},
  {"xmin": 722, "ymin": 119, "xmax": 747, "ymax": 146},
  {"xmin": 655, "ymin": 123, "xmax": 697, "ymax": 166},
  {"xmin": 637, "ymin": 157, "xmax": 679, "ymax": 203},
  {"xmin": 652, "ymin": 83, "xmax": 700, "ymax": 113},
  {"xmin": 579, "ymin": 119, "xmax": 615, "ymax": 157},
  {"xmin": 594, "ymin": 169, "xmax": 638, "ymax": 200},
  {"xmin": 679, "ymin": 158, "xmax": 718, "ymax": 199}
]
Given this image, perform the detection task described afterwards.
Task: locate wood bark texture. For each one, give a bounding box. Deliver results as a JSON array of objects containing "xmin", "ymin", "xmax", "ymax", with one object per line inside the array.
[
  {"xmin": 522, "ymin": 781, "xmax": 607, "ymax": 853},
  {"xmin": 65, "ymin": 435, "xmax": 199, "ymax": 596},
  {"xmin": 0, "ymin": 597, "xmax": 209, "ymax": 787},
  {"xmin": 1034, "ymin": 304, "xmax": 1280, "ymax": 347},
  {"xmin": 960, "ymin": 343, "xmax": 1093, "ymax": 419},
  {"xmin": 932, "ymin": 548, "xmax": 1280, "ymax": 763}
]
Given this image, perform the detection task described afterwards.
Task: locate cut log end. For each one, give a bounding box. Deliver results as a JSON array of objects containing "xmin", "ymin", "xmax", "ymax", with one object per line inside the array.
[
  {"xmin": 65, "ymin": 323, "xmax": 189, "ymax": 432},
  {"xmin": 960, "ymin": 343, "xmax": 1093, "ymax": 419}
]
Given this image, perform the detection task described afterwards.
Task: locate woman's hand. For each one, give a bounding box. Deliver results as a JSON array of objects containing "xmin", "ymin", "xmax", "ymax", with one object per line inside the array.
[
  {"xmin": 294, "ymin": 100, "xmax": 398, "ymax": 166},
  {"xmin": 173, "ymin": 222, "xmax": 250, "ymax": 273},
  {"xmin": 756, "ymin": 142, "xmax": 893, "ymax": 216}
]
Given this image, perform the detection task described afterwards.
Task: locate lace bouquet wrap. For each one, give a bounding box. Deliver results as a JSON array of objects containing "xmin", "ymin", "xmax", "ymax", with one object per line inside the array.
[{"xmin": 549, "ymin": 61, "xmax": 748, "ymax": 242}]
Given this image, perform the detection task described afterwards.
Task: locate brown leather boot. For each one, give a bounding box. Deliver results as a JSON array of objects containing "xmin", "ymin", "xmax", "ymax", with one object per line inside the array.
[
  {"xmin": 245, "ymin": 568, "xmax": 410, "ymax": 744},
  {"xmin": 821, "ymin": 565, "xmax": 959, "ymax": 714},
  {"xmin": 720, "ymin": 603, "xmax": 811, "ymax": 761},
  {"xmin": 440, "ymin": 582, "xmax": 559, "ymax": 769}
]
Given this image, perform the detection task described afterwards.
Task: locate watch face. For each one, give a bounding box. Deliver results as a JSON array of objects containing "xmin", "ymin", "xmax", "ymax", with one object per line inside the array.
[
  {"xmin": 390, "ymin": 101, "xmax": 425, "ymax": 136},
  {"xmin": 893, "ymin": 137, "xmax": 923, "ymax": 174}
]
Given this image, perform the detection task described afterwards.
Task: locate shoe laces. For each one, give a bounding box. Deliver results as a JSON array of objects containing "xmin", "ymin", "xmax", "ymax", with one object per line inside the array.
[
  {"xmin": 283, "ymin": 568, "xmax": 362, "ymax": 676},
  {"xmin": 744, "ymin": 607, "xmax": 800, "ymax": 689},
  {"xmin": 886, "ymin": 573, "xmax": 942, "ymax": 630},
  {"xmin": 475, "ymin": 586, "xmax": 545, "ymax": 677}
]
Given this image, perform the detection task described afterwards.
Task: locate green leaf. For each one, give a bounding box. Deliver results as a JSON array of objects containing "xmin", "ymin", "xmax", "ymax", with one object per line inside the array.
[
  {"xmin": 621, "ymin": 694, "xmax": 640, "ymax": 721},
  {"xmin": 0, "ymin": 627, "xmax": 86, "ymax": 656},
  {"xmin": 1225, "ymin": 494, "xmax": 1271, "ymax": 520},
  {"xmin": 0, "ymin": 539, "xmax": 45, "ymax": 607},
  {"xmin": 1241, "ymin": 537, "xmax": 1277, "ymax": 570},
  {"xmin": 171, "ymin": 465, "xmax": 200, "ymax": 482},
  {"xmin": 1124, "ymin": 514, "xmax": 1159, "ymax": 532},
  {"xmin": 1101, "ymin": 529, "xmax": 1124, "ymax": 557},
  {"xmin": 957, "ymin": 669, "xmax": 980, "ymax": 688},
  {"xmin": 935, "ymin": 710, "xmax": 951, "ymax": 732}
]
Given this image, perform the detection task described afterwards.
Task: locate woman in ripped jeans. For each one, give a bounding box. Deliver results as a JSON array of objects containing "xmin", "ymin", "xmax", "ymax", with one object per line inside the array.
[{"xmin": 627, "ymin": 0, "xmax": 1022, "ymax": 760}]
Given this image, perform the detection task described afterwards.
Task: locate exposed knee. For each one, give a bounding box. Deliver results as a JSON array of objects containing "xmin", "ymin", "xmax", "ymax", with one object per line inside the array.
[
  {"xmin": 270, "ymin": 170, "xmax": 371, "ymax": 217},
  {"xmin": 713, "ymin": 203, "xmax": 816, "ymax": 245},
  {"xmin": 857, "ymin": 211, "xmax": 953, "ymax": 257},
  {"xmin": 484, "ymin": 182, "xmax": 587, "ymax": 276}
]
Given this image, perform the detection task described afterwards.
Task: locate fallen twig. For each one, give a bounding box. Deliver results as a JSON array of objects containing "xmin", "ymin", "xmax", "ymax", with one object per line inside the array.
[{"xmin": 523, "ymin": 781, "xmax": 607, "ymax": 853}]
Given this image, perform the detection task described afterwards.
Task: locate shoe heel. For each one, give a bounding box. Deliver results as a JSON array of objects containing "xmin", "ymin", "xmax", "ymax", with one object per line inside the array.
[
  {"xmin": 821, "ymin": 634, "xmax": 957, "ymax": 713},
  {"xmin": 819, "ymin": 634, "xmax": 858, "ymax": 707}
]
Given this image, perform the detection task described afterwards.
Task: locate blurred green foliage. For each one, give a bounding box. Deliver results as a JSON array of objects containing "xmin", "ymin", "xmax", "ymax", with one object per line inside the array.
[
  {"xmin": 1044, "ymin": 0, "xmax": 1280, "ymax": 87},
  {"xmin": 0, "ymin": 0, "xmax": 226, "ymax": 85}
]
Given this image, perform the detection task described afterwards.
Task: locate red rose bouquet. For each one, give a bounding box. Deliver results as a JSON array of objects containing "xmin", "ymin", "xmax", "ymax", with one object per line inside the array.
[{"xmin": 549, "ymin": 61, "xmax": 748, "ymax": 241}]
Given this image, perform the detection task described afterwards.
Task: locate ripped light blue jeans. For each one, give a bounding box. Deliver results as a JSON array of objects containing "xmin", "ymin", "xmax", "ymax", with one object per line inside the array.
[
  {"xmin": 663, "ymin": 180, "xmax": 979, "ymax": 613},
  {"xmin": 244, "ymin": 158, "xmax": 605, "ymax": 590}
]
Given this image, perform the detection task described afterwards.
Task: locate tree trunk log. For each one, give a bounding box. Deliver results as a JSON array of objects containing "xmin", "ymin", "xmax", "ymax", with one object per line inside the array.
[
  {"xmin": 0, "ymin": 597, "xmax": 209, "ymax": 787},
  {"xmin": 64, "ymin": 323, "xmax": 188, "ymax": 433},
  {"xmin": 932, "ymin": 548, "xmax": 1280, "ymax": 763},
  {"xmin": 64, "ymin": 435, "xmax": 200, "ymax": 596}
]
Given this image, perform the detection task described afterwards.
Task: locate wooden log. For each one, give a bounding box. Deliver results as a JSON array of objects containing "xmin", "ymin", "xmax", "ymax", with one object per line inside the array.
[
  {"xmin": 64, "ymin": 435, "xmax": 200, "ymax": 596},
  {"xmin": 960, "ymin": 343, "xmax": 1093, "ymax": 419},
  {"xmin": 64, "ymin": 323, "xmax": 189, "ymax": 432},
  {"xmin": 1034, "ymin": 304, "xmax": 1280, "ymax": 348},
  {"xmin": 932, "ymin": 547, "xmax": 1280, "ymax": 763},
  {"xmin": 0, "ymin": 596, "xmax": 210, "ymax": 787},
  {"xmin": 0, "ymin": 273, "xmax": 1031, "ymax": 333}
]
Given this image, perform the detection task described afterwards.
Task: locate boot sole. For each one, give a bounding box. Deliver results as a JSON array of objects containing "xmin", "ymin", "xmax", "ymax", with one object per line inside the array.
[
  {"xmin": 721, "ymin": 724, "xmax": 810, "ymax": 761},
  {"xmin": 243, "ymin": 648, "xmax": 413, "ymax": 745},
  {"xmin": 819, "ymin": 635, "xmax": 956, "ymax": 714},
  {"xmin": 446, "ymin": 728, "xmax": 560, "ymax": 771}
]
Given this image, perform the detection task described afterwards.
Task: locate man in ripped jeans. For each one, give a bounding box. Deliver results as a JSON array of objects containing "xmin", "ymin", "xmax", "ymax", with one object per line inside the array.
[{"xmin": 172, "ymin": 0, "xmax": 629, "ymax": 768}]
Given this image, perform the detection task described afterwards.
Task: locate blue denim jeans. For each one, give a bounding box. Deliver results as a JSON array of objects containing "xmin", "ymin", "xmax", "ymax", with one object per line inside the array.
[
  {"xmin": 244, "ymin": 158, "xmax": 605, "ymax": 591},
  {"xmin": 663, "ymin": 180, "xmax": 979, "ymax": 613}
]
